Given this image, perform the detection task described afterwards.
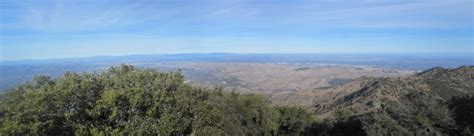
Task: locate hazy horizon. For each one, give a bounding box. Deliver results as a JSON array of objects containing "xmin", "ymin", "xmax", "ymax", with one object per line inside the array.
[{"xmin": 1, "ymin": 52, "xmax": 473, "ymax": 62}]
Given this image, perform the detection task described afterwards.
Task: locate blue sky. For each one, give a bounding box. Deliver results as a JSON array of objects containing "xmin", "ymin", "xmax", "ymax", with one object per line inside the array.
[{"xmin": 0, "ymin": 0, "xmax": 473, "ymax": 61}]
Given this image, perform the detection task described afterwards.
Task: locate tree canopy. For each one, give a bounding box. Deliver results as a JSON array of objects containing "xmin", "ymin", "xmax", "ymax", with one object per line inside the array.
[{"xmin": 0, "ymin": 64, "xmax": 316, "ymax": 135}]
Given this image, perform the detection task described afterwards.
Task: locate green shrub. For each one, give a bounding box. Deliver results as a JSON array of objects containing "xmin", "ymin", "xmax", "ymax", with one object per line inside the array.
[{"xmin": 0, "ymin": 65, "xmax": 311, "ymax": 135}]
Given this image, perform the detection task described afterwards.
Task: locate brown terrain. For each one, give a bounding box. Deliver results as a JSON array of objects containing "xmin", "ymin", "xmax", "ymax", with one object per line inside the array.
[{"xmin": 154, "ymin": 62, "xmax": 414, "ymax": 94}]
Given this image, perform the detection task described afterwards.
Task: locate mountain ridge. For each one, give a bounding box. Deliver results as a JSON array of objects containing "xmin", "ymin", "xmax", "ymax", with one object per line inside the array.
[
  {"xmin": 270, "ymin": 66, "xmax": 473, "ymax": 117},
  {"xmin": 304, "ymin": 66, "xmax": 473, "ymax": 135}
]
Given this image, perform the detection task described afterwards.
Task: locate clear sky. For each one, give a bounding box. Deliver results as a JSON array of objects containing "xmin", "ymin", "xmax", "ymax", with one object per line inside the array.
[{"xmin": 0, "ymin": 0, "xmax": 473, "ymax": 61}]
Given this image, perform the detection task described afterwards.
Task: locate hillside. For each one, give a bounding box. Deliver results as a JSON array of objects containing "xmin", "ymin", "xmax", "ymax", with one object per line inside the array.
[
  {"xmin": 272, "ymin": 66, "xmax": 472, "ymax": 112},
  {"xmin": 319, "ymin": 66, "xmax": 473, "ymax": 115},
  {"xmin": 272, "ymin": 66, "xmax": 474, "ymax": 135}
]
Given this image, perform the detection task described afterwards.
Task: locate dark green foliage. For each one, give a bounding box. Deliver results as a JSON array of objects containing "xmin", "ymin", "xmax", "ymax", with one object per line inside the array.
[
  {"xmin": 334, "ymin": 107, "xmax": 354, "ymax": 122},
  {"xmin": 361, "ymin": 91, "xmax": 458, "ymax": 136},
  {"xmin": 0, "ymin": 64, "xmax": 298, "ymax": 135},
  {"xmin": 304, "ymin": 115, "xmax": 366, "ymax": 136},
  {"xmin": 330, "ymin": 118, "xmax": 366, "ymax": 136},
  {"xmin": 449, "ymin": 95, "xmax": 474, "ymax": 135},
  {"xmin": 276, "ymin": 106, "xmax": 316, "ymax": 134}
]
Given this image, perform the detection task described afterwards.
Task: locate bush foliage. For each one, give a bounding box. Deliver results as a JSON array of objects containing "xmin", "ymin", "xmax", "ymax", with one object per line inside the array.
[{"xmin": 0, "ymin": 65, "xmax": 317, "ymax": 135}]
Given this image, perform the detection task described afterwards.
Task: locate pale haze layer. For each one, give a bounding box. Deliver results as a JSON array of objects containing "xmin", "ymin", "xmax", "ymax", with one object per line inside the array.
[{"xmin": 0, "ymin": 0, "xmax": 473, "ymax": 61}]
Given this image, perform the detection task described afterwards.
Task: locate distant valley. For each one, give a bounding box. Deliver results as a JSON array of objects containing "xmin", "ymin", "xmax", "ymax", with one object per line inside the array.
[{"xmin": 1, "ymin": 53, "xmax": 472, "ymax": 92}]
